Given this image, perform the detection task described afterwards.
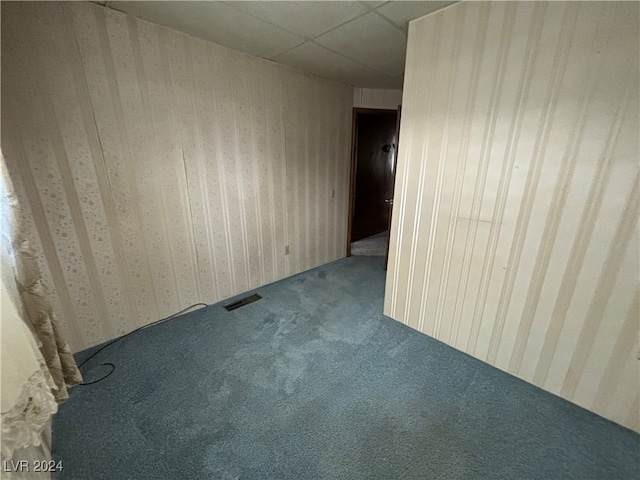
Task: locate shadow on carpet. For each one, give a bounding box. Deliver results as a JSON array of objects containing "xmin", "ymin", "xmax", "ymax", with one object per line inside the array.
[{"xmin": 53, "ymin": 256, "xmax": 639, "ymax": 479}]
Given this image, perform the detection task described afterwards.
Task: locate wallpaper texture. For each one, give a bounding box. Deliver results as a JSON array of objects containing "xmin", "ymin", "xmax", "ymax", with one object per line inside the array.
[
  {"xmin": 385, "ymin": 1, "xmax": 639, "ymax": 431},
  {"xmin": 353, "ymin": 88, "xmax": 402, "ymax": 110},
  {"xmin": 1, "ymin": 2, "xmax": 353, "ymax": 352}
]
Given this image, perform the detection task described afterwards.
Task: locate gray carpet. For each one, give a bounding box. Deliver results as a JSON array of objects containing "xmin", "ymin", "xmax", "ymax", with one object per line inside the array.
[
  {"xmin": 53, "ymin": 256, "xmax": 639, "ymax": 479},
  {"xmin": 351, "ymin": 231, "xmax": 388, "ymax": 256}
]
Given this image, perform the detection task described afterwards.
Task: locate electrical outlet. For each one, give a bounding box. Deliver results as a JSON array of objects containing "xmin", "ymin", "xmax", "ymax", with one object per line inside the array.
[
  {"xmin": 331, "ymin": 188, "xmax": 336, "ymax": 199},
  {"xmin": 285, "ymin": 245, "xmax": 290, "ymax": 255}
]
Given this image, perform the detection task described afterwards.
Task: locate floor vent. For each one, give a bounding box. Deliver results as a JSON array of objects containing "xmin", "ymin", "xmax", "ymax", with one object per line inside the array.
[{"xmin": 224, "ymin": 293, "xmax": 262, "ymax": 311}]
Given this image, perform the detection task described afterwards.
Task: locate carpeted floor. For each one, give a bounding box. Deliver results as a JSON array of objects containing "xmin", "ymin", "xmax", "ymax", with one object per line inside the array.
[
  {"xmin": 350, "ymin": 231, "xmax": 388, "ymax": 256},
  {"xmin": 53, "ymin": 256, "xmax": 639, "ymax": 479}
]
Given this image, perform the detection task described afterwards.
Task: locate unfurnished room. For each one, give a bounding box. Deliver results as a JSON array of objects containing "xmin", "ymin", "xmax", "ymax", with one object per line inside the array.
[{"xmin": 1, "ymin": 1, "xmax": 639, "ymax": 479}]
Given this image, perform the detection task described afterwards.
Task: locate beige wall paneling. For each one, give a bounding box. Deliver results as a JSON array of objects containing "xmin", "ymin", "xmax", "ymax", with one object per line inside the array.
[
  {"xmin": 353, "ymin": 88, "xmax": 403, "ymax": 110},
  {"xmin": 384, "ymin": 1, "xmax": 639, "ymax": 431},
  {"xmin": 1, "ymin": 2, "xmax": 353, "ymax": 352}
]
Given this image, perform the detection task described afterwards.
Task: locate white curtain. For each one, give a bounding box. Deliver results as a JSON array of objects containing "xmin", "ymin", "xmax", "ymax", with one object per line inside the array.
[
  {"xmin": 1, "ymin": 151, "xmax": 82, "ymax": 476},
  {"xmin": 1, "ymin": 276, "xmax": 56, "ymax": 479}
]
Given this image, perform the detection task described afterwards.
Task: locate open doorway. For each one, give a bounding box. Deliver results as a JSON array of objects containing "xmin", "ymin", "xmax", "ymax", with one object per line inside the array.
[{"xmin": 347, "ymin": 107, "xmax": 401, "ymax": 265}]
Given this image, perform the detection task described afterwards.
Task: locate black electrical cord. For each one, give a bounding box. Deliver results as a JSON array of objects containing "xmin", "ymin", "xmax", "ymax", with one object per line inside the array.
[{"xmin": 78, "ymin": 302, "xmax": 208, "ymax": 386}]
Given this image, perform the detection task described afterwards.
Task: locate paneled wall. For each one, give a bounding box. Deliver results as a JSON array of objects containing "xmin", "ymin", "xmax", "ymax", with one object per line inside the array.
[
  {"xmin": 385, "ymin": 1, "xmax": 639, "ymax": 431},
  {"xmin": 353, "ymin": 88, "xmax": 402, "ymax": 110},
  {"xmin": 1, "ymin": 2, "xmax": 353, "ymax": 352}
]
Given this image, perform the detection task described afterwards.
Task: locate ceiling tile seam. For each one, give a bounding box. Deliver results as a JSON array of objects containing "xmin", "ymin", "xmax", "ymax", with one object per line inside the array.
[
  {"xmin": 361, "ymin": 1, "xmax": 390, "ymax": 11},
  {"xmin": 307, "ymin": 10, "xmax": 372, "ymax": 41},
  {"xmin": 100, "ymin": 2, "xmax": 362, "ymax": 89},
  {"xmin": 101, "ymin": 2, "xmax": 294, "ymax": 64},
  {"xmin": 221, "ymin": 0, "xmax": 375, "ymax": 46},
  {"xmin": 100, "ymin": 2, "xmax": 399, "ymax": 89},
  {"xmin": 220, "ymin": 1, "xmax": 308, "ymax": 42},
  {"xmin": 99, "ymin": 2, "xmax": 309, "ymax": 82},
  {"xmin": 370, "ymin": 9, "xmax": 408, "ymax": 37},
  {"xmin": 307, "ymin": 40, "xmax": 396, "ymax": 79},
  {"xmin": 358, "ymin": 1, "xmax": 378, "ymax": 13},
  {"xmin": 217, "ymin": 4, "xmax": 385, "ymax": 52},
  {"xmin": 218, "ymin": 2, "xmax": 398, "ymax": 62},
  {"xmin": 99, "ymin": 2, "xmax": 372, "ymax": 90},
  {"xmin": 268, "ymin": 39, "xmax": 309, "ymax": 61}
]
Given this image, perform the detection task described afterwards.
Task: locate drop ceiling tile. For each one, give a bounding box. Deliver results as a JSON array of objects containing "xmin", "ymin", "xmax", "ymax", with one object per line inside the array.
[
  {"xmin": 273, "ymin": 42, "xmax": 387, "ymax": 87},
  {"xmin": 377, "ymin": 1, "xmax": 456, "ymax": 32},
  {"xmin": 360, "ymin": 1, "xmax": 389, "ymax": 8},
  {"xmin": 314, "ymin": 12, "xmax": 407, "ymax": 77},
  {"xmin": 225, "ymin": 1, "xmax": 369, "ymax": 39},
  {"xmin": 106, "ymin": 1, "xmax": 304, "ymax": 59}
]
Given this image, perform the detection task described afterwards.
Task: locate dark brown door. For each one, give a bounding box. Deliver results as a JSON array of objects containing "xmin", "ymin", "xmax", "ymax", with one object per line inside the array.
[{"xmin": 350, "ymin": 110, "xmax": 398, "ymax": 243}]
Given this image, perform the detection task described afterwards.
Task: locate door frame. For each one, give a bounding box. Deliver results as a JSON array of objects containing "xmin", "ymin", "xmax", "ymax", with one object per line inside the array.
[
  {"xmin": 346, "ymin": 107, "xmax": 399, "ymax": 257},
  {"xmin": 385, "ymin": 105, "xmax": 402, "ymax": 268}
]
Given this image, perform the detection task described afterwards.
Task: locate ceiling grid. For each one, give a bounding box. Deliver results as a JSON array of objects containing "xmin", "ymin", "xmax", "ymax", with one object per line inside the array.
[{"xmin": 104, "ymin": 1, "xmax": 456, "ymax": 88}]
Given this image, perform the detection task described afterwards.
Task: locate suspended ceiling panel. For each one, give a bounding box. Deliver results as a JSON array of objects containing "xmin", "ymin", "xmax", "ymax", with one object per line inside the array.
[{"xmin": 104, "ymin": 1, "xmax": 457, "ymax": 88}]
